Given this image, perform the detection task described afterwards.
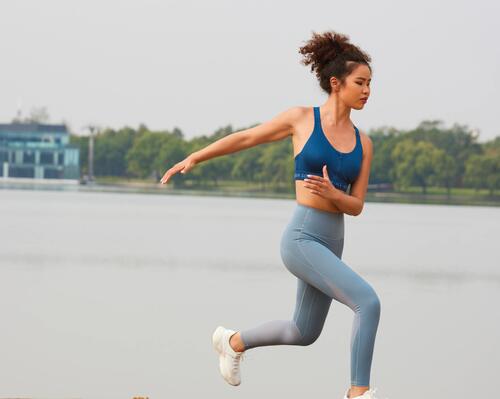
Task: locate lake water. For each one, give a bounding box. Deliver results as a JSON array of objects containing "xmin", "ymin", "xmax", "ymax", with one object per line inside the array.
[{"xmin": 0, "ymin": 188, "xmax": 498, "ymax": 399}]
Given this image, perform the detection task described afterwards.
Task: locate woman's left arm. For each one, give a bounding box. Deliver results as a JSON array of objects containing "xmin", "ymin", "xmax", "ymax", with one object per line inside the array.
[{"xmin": 304, "ymin": 134, "xmax": 373, "ymax": 216}]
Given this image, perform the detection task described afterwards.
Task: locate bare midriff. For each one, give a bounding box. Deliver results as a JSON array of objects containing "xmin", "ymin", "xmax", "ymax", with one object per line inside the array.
[{"xmin": 295, "ymin": 181, "xmax": 343, "ymax": 214}]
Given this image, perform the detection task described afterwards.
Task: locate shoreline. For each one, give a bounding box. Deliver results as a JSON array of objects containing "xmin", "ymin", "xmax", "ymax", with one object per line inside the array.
[{"xmin": 1, "ymin": 179, "xmax": 498, "ymax": 207}]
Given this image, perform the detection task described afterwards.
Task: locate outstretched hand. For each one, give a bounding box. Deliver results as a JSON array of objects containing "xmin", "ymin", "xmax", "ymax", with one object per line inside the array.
[
  {"xmin": 159, "ymin": 154, "xmax": 198, "ymax": 185},
  {"xmin": 303, "ymin": 165, "xmax": 342, "ymax": 201}
]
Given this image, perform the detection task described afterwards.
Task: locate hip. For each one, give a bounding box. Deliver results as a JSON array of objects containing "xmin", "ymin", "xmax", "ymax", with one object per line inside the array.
[{"xmin": 281, "ymin": 203, "xmax": 345, "ymax": 250}]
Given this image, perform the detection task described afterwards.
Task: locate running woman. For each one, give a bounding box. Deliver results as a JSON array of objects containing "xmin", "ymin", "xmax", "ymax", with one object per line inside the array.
[{"xmin": 160, "ymin": 30, "xmax": 385, "ymax": 399}]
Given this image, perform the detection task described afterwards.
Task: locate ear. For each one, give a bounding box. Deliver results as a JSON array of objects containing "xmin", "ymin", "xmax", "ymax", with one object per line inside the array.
[{"xmin": 330, "ymin": 76, "xmax": 339, "ymax": 92}]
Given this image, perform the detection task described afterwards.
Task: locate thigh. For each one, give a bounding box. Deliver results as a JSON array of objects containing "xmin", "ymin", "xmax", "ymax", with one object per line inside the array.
[
  {"xmin": 289, "ymin": 238, "xmax": 377, "ymax": 311},
  {"xmin": 292, "ymin": 277, "xmax": 332, "ymax": 340}
]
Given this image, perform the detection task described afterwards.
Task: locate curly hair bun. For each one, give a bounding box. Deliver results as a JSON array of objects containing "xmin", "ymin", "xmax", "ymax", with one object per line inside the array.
[{"xmin": 299, "ymin": 30, "xmax": 371, "ymax": 94}]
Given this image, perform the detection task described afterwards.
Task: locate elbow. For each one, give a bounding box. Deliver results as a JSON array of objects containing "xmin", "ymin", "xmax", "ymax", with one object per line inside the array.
[{"xmin": 351, "ymin": 202, "xmax": 364, "ymax": 216}]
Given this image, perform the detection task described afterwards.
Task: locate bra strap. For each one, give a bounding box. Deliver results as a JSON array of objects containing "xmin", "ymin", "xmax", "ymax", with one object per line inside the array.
[
  {"xmin": 353, "ymin": 124, "xmax": 360, "ymax": 144},
  {"xmin": 313, "ymin": 106, "xmax": 320, "ymax": 129}
]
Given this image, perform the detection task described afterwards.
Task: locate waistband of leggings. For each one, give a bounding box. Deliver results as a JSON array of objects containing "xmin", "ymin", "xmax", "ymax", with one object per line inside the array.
[{"xmin": 295, "ymin": 203, "xmax": 344, "ymax": 219}]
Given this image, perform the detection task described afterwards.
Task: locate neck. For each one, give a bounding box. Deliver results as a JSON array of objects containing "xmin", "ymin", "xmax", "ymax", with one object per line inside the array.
[{"xmin": 322, "ymin": 94, "xmax": 351, "ymax": 127}]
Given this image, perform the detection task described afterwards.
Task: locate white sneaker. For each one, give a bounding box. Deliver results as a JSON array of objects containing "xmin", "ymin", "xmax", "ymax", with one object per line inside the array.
[
  {"xmin": 212, "ymin": 326, "xmax": 245, "ymax": 386},
  {"xmin": 343, "ymin": 387, "xmax": 388, "ymax": 399}
]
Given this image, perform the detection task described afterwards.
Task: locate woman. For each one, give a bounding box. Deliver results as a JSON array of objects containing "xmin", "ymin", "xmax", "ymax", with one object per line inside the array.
[{"xmin": 160, "ymin": 30, "xmax": 384, "ymax": 399}]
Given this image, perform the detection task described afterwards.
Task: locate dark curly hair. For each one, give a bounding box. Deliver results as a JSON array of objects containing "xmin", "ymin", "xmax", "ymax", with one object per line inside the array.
[{"xmin": 299, "ymin": 30, "xmax": 372, "ymax": 94}]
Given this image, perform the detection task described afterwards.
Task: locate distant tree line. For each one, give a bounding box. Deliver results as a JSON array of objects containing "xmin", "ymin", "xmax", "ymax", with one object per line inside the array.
[{"xmin": 70, "ymin": 119, "xmax": 500, "ymax": 195}]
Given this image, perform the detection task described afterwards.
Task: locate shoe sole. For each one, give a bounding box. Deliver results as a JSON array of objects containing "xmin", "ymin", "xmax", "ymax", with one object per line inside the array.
[
  {"xmin": 212, "ymin": 326, "xmax": 240, "ymax": 386},
  {"xmin": 212, "ymin": 326, "xmax": 225, "ymax": 355}
]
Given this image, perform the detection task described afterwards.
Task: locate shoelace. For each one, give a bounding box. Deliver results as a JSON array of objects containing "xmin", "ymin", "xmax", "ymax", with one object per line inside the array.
[{"xmin": 231, "ymin": 351, "xmax": 245, "ymax": 371}]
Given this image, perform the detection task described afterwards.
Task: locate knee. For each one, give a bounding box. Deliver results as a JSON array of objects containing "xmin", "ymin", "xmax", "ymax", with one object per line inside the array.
[
  {"xmin": 363, "ymin": 291, "xmax": 381, "ymax": 318},
  {"xmin": 355, "ymin": 287, "xmax": 381, "ymax": 317},
  {"xmin": 281, "ymin": 322, "xmax": 307, "ymax": 346},
  {"xmin": 289, "ymin": 322, "xmax": 320, "ymax": 346},
  {"xmin": 297, "ymin": 328, "xmax": 322, "ymax": 346},
  {"xmin": 300, "ymin": 333, "xmax": 320, "ymax": 346}
]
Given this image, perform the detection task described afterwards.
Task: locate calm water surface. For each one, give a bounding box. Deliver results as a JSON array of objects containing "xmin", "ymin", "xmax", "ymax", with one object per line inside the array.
[{"xmin": 0, "ymin": 188, "xmax": 498, "ymax": 399}]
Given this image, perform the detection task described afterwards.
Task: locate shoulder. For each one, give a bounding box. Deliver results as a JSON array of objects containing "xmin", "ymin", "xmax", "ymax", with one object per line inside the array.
[
  {"xmin": 268, "ymin": 106, "xmax": 308, "ymax": 127},
  {"xmin": 275, "ymin": 106, "xmax": 312, "ymax": 134},
  {"xmin": 358, "ymin": 129, "xmax": 373, "ymax": 158},
  {"xmin": 284, "ymin": 106, "xmax": 310, "ymax": 121}
]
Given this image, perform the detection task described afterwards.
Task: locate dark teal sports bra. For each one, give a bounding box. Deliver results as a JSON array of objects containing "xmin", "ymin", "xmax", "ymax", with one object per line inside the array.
[{"xmin": 294, "ymin": 106, "xmax": 363, "ymax": 192}]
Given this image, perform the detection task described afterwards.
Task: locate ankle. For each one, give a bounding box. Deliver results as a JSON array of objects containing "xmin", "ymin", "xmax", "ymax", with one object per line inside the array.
[
  {"xmin": 229, "ymin": 332, "xmax": 245, "ymax": 352},
  {"xmin": 348, "ymin": 386, "xmax": 369, "ymax": 398}
]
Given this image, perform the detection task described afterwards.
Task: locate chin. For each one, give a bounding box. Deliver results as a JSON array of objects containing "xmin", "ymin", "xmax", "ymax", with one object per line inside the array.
[{"xmin": 352, "ymin": 103, "xmax": 365, "ymax": 110}]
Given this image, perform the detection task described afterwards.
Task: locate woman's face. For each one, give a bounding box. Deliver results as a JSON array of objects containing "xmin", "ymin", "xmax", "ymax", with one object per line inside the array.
[{"xmin": 335, "ymin": 63, "xmax": 372, "ymax": 110}]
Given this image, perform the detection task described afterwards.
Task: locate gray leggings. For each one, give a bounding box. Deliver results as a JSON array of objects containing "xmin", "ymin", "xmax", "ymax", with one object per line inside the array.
[{"xmin": 240, "ymin": 203, "xmax": 381, "ymax": 387}]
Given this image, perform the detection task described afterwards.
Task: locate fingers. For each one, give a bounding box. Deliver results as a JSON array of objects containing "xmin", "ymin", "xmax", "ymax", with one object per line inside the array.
[
  {"xmin": 303, "ymin": 181, "xmax": 323, "ymax": 194},
  {"xmin": 303, "ymin": 176, "xmax": 328, "ymax": 196},
  {"xmin": 160, "ymin": 159, "xmax": 195, "ymax": 184},
  {"xmin": 160, "ymin": 164, "xmax": 183, "ymax": 184},
  {"xmin": 305, "ymin": 174, "xmax": 323, "ymax": 181},
  {"xmin": 306, "ymin": 186, "xmax": 321, "ymax": 195},
  {"xmin": 304, "ymin": 186, "xmax": 322, "ymax": 195},
  {"xmin": 159, "ymin": 173, "xmax": 170, "ymax": 184},
  {"xmin": 304, "ymin": 178, "xmax": 325, "ymax": 188},
  {"xmin": 305, "ymin": 175, "xmax": 334, "ymax": 191}
]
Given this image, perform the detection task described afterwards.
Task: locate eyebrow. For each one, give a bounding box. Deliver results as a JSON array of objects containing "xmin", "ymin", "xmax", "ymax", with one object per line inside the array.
[{"xmin": 355, "ymin": 77, "xmax": 372, "ymax": 81}]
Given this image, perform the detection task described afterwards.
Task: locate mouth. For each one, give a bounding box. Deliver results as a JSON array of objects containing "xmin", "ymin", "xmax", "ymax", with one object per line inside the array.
[{"xmin": 360, "ymin": 98, "xmax": 368, "ymax": 102}]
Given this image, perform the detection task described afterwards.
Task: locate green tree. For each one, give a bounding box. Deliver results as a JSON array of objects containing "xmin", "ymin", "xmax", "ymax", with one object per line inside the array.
[
  {"xmin": 196, "ymin": 156, "xmax": 235, "ymax": 186},
  {"xmin": 126, "ymin": 131, "xmax": 170, "ymax": 178},
  {"xmin": 256, "ymin": 139, "xmax": 294, "ymax": 191},
  {"xmin": 368, "ymin": 127, "xmax": 402, "ymax": 184},
  {"xmin": 94, "ymin": 127, "xmax": 136, "ymax": 176},
  {"xmin": 464, "ymin": 151, "xmax": 500, "ymax": 195},
  {"xmin": 391, "ymin": 139, "xmax": 446, "ymax": 194},
  {"xmin": 429, "ymin": 153, "xmax": 457, "ymax": 197},
  {"xmin": 230, "ymin": 145, "xmax": 263, "ymax": 183},
  {"xmin": 407, "ymin": 120, "xmax": 482, "ymax": 186}
]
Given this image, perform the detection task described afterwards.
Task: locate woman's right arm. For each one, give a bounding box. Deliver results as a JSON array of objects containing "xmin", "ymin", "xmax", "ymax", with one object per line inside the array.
[{"xmin": 160, "ymin": 106, "xmax": 302, "ymax": 185}]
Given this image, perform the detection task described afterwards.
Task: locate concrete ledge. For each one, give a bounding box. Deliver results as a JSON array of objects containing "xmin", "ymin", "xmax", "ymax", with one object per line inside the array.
[{"xmin": 0, "ymin": 177, "xmax": 79, "ymax": 185}]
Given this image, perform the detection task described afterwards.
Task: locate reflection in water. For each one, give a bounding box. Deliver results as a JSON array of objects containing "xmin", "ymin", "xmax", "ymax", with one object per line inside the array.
[{"xmin": 3, "ymin": 251, "xmax": 500, "ymax": 286}]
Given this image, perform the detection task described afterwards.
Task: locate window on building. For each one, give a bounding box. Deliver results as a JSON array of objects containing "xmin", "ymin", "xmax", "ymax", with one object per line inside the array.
[
  {"xmin": 40, "ymin": 152, "xmax": 54, "ymax": 165},
  {"xmin": 24, "ymin": 151, "xmax": 35, "ymax": 164},
  {"xmin": 9, "ymin": 166, "xmax": 35, "ymax": 178},
  {"xmin": 44, "ymin": 168, "xmax": 63, "ymax": 179}
]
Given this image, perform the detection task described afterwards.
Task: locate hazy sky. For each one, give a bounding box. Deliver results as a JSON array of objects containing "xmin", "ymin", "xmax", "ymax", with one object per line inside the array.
[{"xmin": 1, "ymin": 0, "xmax": 498, "ymax": 141}]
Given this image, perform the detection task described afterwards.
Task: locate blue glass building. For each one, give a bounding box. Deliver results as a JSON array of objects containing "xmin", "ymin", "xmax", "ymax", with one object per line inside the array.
[{"xmin": 0, "ymin": 123, "xmax": 80, "ymax": 180}]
